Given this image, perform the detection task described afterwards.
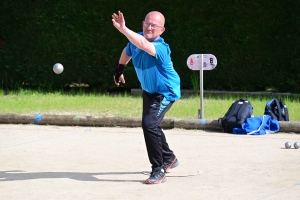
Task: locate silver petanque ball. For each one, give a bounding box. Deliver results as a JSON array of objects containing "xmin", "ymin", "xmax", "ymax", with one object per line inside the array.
[
  {"xmin": 294, "ymin": 142, "xmax": 300, "ymax": 149},
  {"xmin": 285, "ymin": 142, "xmax": 292, "ymax": 149}
]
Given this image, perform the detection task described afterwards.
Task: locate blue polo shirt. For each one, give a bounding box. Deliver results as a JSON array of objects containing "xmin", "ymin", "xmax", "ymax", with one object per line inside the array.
[{"xmin": 125, "ymin": 32, "xmax": 181, "ymax": 101}]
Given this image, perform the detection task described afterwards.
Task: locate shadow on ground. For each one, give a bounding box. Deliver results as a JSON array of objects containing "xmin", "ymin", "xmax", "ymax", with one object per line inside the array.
[{"xmin": 0, "ymin": 170, "xmax": 142, "ymax": 182}]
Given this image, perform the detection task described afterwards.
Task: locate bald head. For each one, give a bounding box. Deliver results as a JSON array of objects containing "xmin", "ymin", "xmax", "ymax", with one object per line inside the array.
[
  {"xmin": 145, "ymin": 11, "xmax": 165, "ymax": 27},
  {"xmin": 142, "ymin": 11, "xmax": 166, "ymax": 42}
]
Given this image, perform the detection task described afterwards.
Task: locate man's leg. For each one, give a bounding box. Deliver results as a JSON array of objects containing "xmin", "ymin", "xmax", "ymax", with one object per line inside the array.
[
  {"xmin": 142, "ymin": 91, "xmax": 174, "ymax": 169},
  {"xmin": 158, "ymin": 127, "xmax": 179, "ymax": 172},
  {"xmin": 142, "ymin": 91, "xmax": 177, "ymax": 184}
]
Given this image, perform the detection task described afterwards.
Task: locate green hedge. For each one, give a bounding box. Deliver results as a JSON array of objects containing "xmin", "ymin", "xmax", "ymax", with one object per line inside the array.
[{"xmin": 0, "ymin": 0, "xmax": 299, "ymax": 92}]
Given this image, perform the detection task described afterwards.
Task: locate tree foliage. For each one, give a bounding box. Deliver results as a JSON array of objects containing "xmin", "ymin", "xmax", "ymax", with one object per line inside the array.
[{"xmin": 0, "ymin": 0, "xmax": 299, "ymax": 92}]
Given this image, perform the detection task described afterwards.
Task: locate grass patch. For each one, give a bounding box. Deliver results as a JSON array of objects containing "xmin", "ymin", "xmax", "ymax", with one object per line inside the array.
[{"xmin": 0, "ymin": 89, "xmax": 299, "ymax": 121}]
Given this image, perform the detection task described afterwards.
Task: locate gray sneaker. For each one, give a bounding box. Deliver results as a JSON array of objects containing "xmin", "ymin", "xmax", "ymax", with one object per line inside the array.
[
  {"xmin": 145, "ymin": 168, "xmax": 166, "ymax": 184},
  {"xmin": 164, "ymin": 157, "xmax": 179, "ymax": 173}
]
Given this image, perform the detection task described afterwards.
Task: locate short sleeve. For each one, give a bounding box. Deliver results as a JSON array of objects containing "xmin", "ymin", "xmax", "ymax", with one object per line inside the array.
[
  {"xmin": 154, "ymin": 42, "xmax": 170, "ymax": 64},
  {"xmin": 125, "ymin": 43, "xmax": 132, "ymax": 57}
]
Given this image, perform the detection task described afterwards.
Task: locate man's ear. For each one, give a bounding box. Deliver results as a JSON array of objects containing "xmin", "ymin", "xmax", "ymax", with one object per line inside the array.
[{"xmin": 160, "ymin": 27, "xmax": 166, "ymax": 35}]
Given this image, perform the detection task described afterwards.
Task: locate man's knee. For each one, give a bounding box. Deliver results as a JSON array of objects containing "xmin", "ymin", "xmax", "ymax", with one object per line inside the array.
[
  {"xmin": 142, "ymin": 117, "xmax": 153, "ymax": 129},
  {"xmin": 142, "ymin": 116, "xmax": 158, "ymax": 132}
]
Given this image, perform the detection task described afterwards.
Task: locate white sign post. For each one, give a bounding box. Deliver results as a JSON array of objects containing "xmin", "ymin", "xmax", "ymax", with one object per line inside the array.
[{"xmin": 187, "ymin": 54, "xmax": 217, "ymax": 119}]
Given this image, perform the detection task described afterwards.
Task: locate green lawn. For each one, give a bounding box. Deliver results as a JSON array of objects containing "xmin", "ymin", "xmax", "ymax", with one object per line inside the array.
[{"xmin": 0, "ymin": 89, "xmax": 299, "ymax": 121}]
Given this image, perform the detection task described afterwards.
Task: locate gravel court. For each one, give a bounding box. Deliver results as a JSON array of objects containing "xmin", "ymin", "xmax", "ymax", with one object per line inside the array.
[{"xmin": 0, "ymin": 124, "xmax": 299, "ymax": 200}]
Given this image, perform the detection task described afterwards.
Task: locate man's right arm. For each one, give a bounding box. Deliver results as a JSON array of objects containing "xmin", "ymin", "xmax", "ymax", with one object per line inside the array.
[{"xmin": 112, "ymin": 11, "xmax": 156, "ymax": 57}]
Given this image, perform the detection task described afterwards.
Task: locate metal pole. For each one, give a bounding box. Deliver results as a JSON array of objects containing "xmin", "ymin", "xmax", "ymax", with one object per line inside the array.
[{"xmin": 198, "ymin": 54, "xmax": 204, "ymax": 119}]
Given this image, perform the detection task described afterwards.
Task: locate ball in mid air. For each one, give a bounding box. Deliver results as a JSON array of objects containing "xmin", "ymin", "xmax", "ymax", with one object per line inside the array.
[{"xmin": 53, "ymin": 63, "xmax": 64, "ymax": 74}]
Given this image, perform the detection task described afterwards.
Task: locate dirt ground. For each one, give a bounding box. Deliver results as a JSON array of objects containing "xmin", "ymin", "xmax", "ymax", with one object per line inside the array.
[{"xmin": 0, "ymin": 124, "xmax": 299, "ymax": 200}]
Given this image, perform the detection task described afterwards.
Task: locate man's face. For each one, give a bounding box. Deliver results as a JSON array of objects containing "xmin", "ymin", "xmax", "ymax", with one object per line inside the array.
[{"xmin": 142, "ymin": 13, "xmax": 165, "ymax": 42}]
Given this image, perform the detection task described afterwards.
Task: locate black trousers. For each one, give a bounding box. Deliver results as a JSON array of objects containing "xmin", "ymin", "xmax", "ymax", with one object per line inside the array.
[{"xmin": 142, "ymin": 91, "xmax": 176, "ymax": 172}]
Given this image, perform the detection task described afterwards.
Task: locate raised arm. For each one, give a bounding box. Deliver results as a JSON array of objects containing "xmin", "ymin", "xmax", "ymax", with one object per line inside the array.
[{"xmin": 112, "ymin": 11, "xmax": 156, "ymax": 57}]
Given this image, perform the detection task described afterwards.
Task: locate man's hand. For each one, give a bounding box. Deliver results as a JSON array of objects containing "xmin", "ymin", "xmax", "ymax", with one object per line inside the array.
[
  {"xmin": 112, "ymin": 11, "xmax": 126, "ymax": 31},
  {"xmin": 113, "ymin": 64, "xmax": 126, "ymax": 87},
  {"xmin": 114, "ymin": 74, "xmax": 125, "ymax": 87}
]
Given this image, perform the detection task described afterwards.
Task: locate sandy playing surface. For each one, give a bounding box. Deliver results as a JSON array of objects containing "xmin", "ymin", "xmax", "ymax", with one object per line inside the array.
[{"xmin": 0, "ymin": 124, "xmax": 299, "ymax": 200}]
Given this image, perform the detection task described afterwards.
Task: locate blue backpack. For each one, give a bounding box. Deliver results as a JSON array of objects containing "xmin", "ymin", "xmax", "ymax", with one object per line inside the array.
[
  {"xmin": 264, "ymin": 98, "xmax": 289, "ymax": 121},
  {"xmin": 218, "ymin": 99, "xmax": 253, "ymax": 133}
]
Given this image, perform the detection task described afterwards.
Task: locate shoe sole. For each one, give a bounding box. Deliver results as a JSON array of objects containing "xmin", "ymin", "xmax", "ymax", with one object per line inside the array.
[
  {"xmin": 166, "ymin": 158, "xmax": 179, "ymax": 173},
  {"xmin": 145, "ymin": 176, "xmax": 167, "ymax": 184}
]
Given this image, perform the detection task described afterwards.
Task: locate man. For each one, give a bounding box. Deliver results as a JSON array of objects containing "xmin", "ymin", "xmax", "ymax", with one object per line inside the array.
[{"xmin": 112, "ymin": 11, "xmax": 181, "ymax": 184}]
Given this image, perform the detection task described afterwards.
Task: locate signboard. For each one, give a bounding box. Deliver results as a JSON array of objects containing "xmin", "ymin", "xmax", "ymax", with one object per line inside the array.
[
  {"xmin": 186, "ymin": 54, "xmax": 217, "ymax": 119},
  {"xmin": 187, "ymin": 54, "xmax": 217, "ymax": 71}
]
